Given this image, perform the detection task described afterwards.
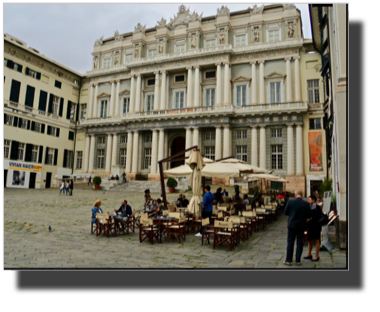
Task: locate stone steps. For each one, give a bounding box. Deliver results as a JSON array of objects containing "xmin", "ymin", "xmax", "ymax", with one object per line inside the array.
[{"xmin": 111, "ymin": 178, "xmax": 190, "ymax": 193}]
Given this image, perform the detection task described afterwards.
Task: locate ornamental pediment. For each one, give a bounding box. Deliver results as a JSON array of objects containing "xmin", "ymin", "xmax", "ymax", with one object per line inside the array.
[
  {"xmin": 231, "ymin": 75, "xmax": 251, "ymax": 82},
  {"xmin": 119, "ymin": 89, "xmax": 130, "ymax": 96},
  {"xmin": 97, "ymin": 92, "xmax": 110, "ymax": 98},
  {"xmin": 167, "ymin": 4, "xmax": 203, "ymax": 30},
  {"xmin": 264, "ymin": 72, "xmax": 286, "ymax": 80}
]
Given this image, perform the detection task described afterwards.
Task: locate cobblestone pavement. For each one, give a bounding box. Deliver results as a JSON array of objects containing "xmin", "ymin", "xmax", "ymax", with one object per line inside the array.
[{"xmin": 4, "ymin": 187, "xmax": 347, "ymax": 269}]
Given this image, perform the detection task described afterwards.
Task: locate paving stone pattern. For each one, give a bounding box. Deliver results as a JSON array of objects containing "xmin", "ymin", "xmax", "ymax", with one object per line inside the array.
[{"xmin": 4, "ymin": 186, "xmax": 347, "ymax": 269}]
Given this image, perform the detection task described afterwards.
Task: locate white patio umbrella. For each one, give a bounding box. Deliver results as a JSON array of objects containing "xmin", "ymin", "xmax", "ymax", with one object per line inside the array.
[
  {"xmin": 219, "ymin": 158, "xmax": 272, "ymax": 174},
  {"xmin": 186, "ymin": 150, "xmax": 205, "ymax": 216}
]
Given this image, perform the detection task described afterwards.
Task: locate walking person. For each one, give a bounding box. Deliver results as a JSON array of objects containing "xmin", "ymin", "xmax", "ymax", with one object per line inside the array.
[
  {"xmin": 195, "ymin": 185, "xmax": 213, "ymax": 237},
  {"xmin": 304, "ymin": 195, "xmax": 322, "ymax": 262},
  {"xmin": 65, "ymin": 180, "xmax": 70, "ymax": 195},
  {"xmin": 88, "ymin": 175, "xmax": 93, "ymax": 186},
  {"xmin": 284, "ymin": 190, "xmax": 311, "ymax": 266},
  {"xmin": 59, "ymin": 179, "xmax": 65, "ymax": 195},
  {"xmin": 122, "ymin": 172, "xmax": 126, "ymax": 183},
  {"xmin": 69, "ymin": 179, "xmax": 74, "ymax": 196}
]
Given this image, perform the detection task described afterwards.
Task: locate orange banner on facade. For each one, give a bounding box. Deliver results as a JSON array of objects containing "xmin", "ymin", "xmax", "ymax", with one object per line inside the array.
[{"xmin": 308, "ymin": 132, "xmax": 323, "ymax": 171}]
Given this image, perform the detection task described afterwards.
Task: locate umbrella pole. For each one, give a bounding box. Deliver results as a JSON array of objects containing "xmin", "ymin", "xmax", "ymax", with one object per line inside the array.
[{"xmin": 158, "ymin": 161, "xmax": 167, "ymax": 209}]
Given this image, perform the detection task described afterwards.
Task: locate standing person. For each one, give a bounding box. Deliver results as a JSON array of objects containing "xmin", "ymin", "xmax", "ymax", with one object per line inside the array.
[
  {"xmin": 122, "ymin": 172, "xmax": 126, "ymax": 183},
  {"xmin": 304, "ymin": 195, "xmax": 322, "ymax": 262},
  {"xmin": 69, "ymin": 179, "xmax": 74, "ymax": 196},
  {"xmin": 59, "ymin": 179, "xmax": 65, "ymax": 195},
  {"xmin": 88, "ymin": 175, "xmax": 93, "ymax": 186},
  {"xmin": 284, "ymin": 190, "xmax": 311, "ymax": 266},
  {"xmin": 195, "ymin": 185, "xmax": 213, "ymax": 237},
  {"xmin": 65, "ymin": 180, "xmax": 70, "ymax": 195},
  {"xmin": 317, "ymin": 196, "xmax": 324, "ymax": 209},
  {"xmin": 242, "ymin": 194, "xmax": 250, "ymax": 214},
  {"xmin": 214, "ymin": 188, "xmax": 223, "ymax": 204}
]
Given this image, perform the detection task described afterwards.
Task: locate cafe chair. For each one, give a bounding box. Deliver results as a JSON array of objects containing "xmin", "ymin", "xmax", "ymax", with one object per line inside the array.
[
  {"xmin": 213, "ymin": 220, "xmax": 235, "ymax": 251},
  {"xmin": 96, "ymin": 213, "xmax": 116, "ymax": 238},
  {"xmin": 191, "ymin": 215, "xmax": 202, "ymax": 233},
  {"xmin": 139, "ymin": 218, "xmax": 161, "ymax": 244},
  {"xmin": 201, "ymin": 217, "xmax": 214, "ymax": 245},
  {"xmin": 167, "ymin": 215, "xmax": 186, "ymax": 243},
  {"xmin": 255, "ymin": 208, "xmax": 266, "ymax": 230}
]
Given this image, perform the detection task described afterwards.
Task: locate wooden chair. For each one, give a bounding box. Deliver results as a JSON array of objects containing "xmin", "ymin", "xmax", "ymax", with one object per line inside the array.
[
  {"xmin": 139, "ymin": 218, "xmax": 161, "ymax": 244},
  {"xmin": 264, "ymin": 205, "xmax": 273, "ymax": 223},
  {"xmin": 167, "ymin": 215, "xmax": 186, "ymax": 243},
  {"xmin": 167, "ymin": 204, "xmax": 177, "ymax": 212},
  {"xmin": 91, "ymin": 214, "xmax": 97, "ymax": 234},
  {"xmin": 242, "ymin": 211, "xmax": 255, "ymax": 234},
  {"xmin": 201, "ymin": 217, "xmax": 214, "ymax": 245},
  {"xmin": 255, "ymin": 208, "xmax": 266, "ymax": 230},
  {"xmin": 191, "ymin": 214, "xmax": 202, "ymax": 233},
  {"xmin": 213, "ymin": 220, "xmax": 235, "ymax": 251},
  {"xmin": 96, "ymin": 213, "xmax": 116, "ymax": 238}
]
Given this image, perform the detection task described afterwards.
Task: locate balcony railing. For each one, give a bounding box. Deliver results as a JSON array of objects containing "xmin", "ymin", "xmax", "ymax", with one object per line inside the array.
[{"xmin": 234, "ymin": 102, "xmax": 308, "ymax": 114}]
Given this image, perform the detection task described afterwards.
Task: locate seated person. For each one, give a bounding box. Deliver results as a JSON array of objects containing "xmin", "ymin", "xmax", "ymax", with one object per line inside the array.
[
  {"xmin": 148, "ymin": 200, "xmax": 161, "ymax": 218},
  {"xmin": 176, "ymin": 199, "xmax": 182, "ymax": 208},
  {"xmin": 182, "ymin": 195, "xmax": 189, "ymax": 208},
  {"xmin": 214, "ymin": 188, "xmax": 223, "ymax": 204},
  {"xmin": 177, "ymin": 194, "xmax": 184, "ymax": 207},
  {"xmin": 116, "ymin": 175, "xmax": 119, "ymax": 180},
  {"xmin": 91, "ymin": 199, "xmax": 103, "ymax": 223},
  {"xmin": 144, "ymin": 189, "xmax": 152, "ymax": 209},
  {"xmin": 242, "ymin": 195, "xmax": 250, "ymax": 212},
  {"xmin": 113, "ymin": 200, "xmax": 132, "ymax": 223},
  {"xmin": 233, "ymin": 192, "xmax": 243, "ymax": 215},
  {"xmin": 222, "ymin": 189, "xmax": 229, "ymax": 197}
]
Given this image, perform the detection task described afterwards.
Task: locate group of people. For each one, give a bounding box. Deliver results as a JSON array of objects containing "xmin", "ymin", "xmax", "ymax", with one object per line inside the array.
[
  {"xmin": 144, "ymin": 189, "xmax": 166, "ymax": 218},
  {"xmin": 176, "ymin": 193, "xmax": 189, "ymax": 208},
  {"xmin": 91, "ymin": 199, "xmax": 132, "ymax": 225},
  {"xmin": 108, "ymin": 175, "xmax": 119, "ymax": 181},
  {"xmin": 60, "ymin": 179, "xmax": 74, "ymax": 196},
  {"xmin": 284, "ymin": 190, "xmax": 324, "ymax": 265}
]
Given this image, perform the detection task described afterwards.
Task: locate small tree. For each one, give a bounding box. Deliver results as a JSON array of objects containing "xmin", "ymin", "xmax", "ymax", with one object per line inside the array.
[
  {"xmin": 93, "ymin": 176, "xmax": 102, "ymax": 186},
  {"xmin": 166, "ymin": 177, "xmax": 178, "ymax": 188},
  {"xmin": 319, "ymin": 178, "xmax": 332, "ymax": 196}
]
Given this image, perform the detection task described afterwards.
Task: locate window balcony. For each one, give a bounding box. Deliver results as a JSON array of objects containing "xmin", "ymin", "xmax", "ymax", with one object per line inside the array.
[{"xmin": 234, "ymin": 101, "xmax": 308, "ymax": 115}]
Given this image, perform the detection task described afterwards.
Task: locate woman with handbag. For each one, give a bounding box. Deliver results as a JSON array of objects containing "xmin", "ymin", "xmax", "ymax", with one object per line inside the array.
[{"xmin": 304, "ymin": 195, "xmax": 322, "ymax": 262}]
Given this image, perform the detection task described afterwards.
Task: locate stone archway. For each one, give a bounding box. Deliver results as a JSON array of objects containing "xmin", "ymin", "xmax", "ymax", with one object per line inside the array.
[{"xmin": 169, "ymin": 135, "xmax": 186, "ymax": 169}]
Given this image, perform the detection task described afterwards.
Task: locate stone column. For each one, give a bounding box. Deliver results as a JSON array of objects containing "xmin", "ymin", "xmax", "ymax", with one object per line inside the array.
[
  {"xmin": 194, "ymin": 66, "xmax": 200, "ymax": 107},
  {"xmin": 87, "ymin": 84, "xmax": 93, "ymax": 119},
  {"xmin": 109, "ymin": 80, "xmax": 115, "ymax": 116},
  {"xmin": 215, "ymin": 63, "xmax": 222, "ymax": 106},
  {"xmin": 259, "ymin": 61, "xmax": 265, "ymax": 104},
  {"xmin": 160, "ymin": 71, "xmax": 166, "ymax": 110},
  {"xmin": 296, "ymin": 124, "xmax": 304, "ymax": 175},
  {"xmin": 131, "ymin": 130, "xmax": 139, "ymax": 173},
  {"xmin": 135, "ymin": 74, "xmax": 142, "ymax": 112},
  {"xmin": 115, "ymin": 80, "xmax": 120, "ymax": 116},
  {"xmin": 250, "ymin": 61, "xmax": 257, "ymax": 105},
  {"xmin": 112, "ymin": 133, "xmax": 118, "ymax": 168},
  {"xmin": 88, "ymin": 134, "xmax": 96, "ymax": 173},
  {"xmin": 185, "ymin": 127, "xmax": 192, "ymax": 157},
  {"xmin": 251, "ymin": 126, "xmax": 258, "ymax": 166},
  {"xmin": 215, "ymin": 126, "xmax": 222, "ymax": 160},
  {"xmin": 287, "ymin": 124, "xmax": 295, "ymax": 175},
  {"xmin": 186, "ymin": 67, "xmax": 193, "ymax": 108},
  {"xmin": 294, "ymin": 56, "xmax": 301, "ymax": 102},
  {"xmin": 154, "ymin": 71, "xmax": 160, "ymax": 110},
  {"xmin": 130, "ymin": 75, "xmax": 135, "ymax": 113},
  {"xmin": 223, "ymin": 62, "xmax": 231, "ymax": 105},
  {"xmin": 259, "ymin": 126, "xmax": 266, "ymax": 169},
  {"xmin": 223, "ymin": 125, "xmax": 231, "ymax": 158},
  {"xmin": 125, "ymin": 131, "xmax": 133, "ymax": 173},
  {"xmin": 285, "ymin": 57, "xmax": 292, "ymax": 102},
  {"xmin": 83, "ymin": 135, "xmax": 90, "ymax": 172},
  {"xmin": 92, "ymin": 83, "xmax": 99, "ymax": 118},
  {"xmin": 151, "ymin": 130, "xmax": 158, "ymax": 174},
  {"xmin": 193, "ymin": 127, "xmax": 199, "ymax": 148},
  {"xmin": 105, "ymin": 133, "xmax": 113, "ymax": 173},
  {"xmin": 158, "ymin": 129, "xmax": 165, "ymax": 172}
]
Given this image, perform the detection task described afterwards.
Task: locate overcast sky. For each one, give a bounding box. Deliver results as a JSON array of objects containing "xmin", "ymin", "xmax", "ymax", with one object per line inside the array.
[{"xmin": 3, "ymin": 2, "xmax": 312, "ymax": 74}]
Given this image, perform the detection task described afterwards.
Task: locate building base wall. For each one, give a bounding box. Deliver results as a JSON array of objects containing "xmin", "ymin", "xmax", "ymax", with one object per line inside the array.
[
  {"xmin": 126, "ymin": 174, "xmax": 137, "ymax": 180},
  {"xmin": 148, "ymin": 174, "xmax": 161, "ymax": 181},
  {"xmin": 338, "ymin": 220, "xmax": 347, "ymax": 249},
  {"xmin": 285, "ymin": 176, "xmax": 306, "ymax": 196}
]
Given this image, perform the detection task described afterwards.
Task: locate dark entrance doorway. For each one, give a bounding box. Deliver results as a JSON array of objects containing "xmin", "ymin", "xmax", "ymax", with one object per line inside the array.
[
  {"xmin": 310, "ymin": 180, "xmax": 322, "ymax": 197},
  {"xmin": 4, "ymin": 170, "xmax": 8, "ymax": 188},
  {"xmin": 45, "ymin": 172, "xmax": 52, "ymax": 189},
  {"xmin": 170, "ymin": 136, "xmax": 186, "ymax": 168},
  {"xmin": 29, "ymin": 172, "xmax": 36, "ymax": 189}
]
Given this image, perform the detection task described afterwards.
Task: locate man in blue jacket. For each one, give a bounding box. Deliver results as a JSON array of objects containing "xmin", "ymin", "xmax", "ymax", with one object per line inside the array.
[
  {"xmin": 195, "ymin": 185, "xmax": 213, "ymax": 237},
  {"xmin": 284, "ymin": 190, "xmax": 311, "ymax": 266}
]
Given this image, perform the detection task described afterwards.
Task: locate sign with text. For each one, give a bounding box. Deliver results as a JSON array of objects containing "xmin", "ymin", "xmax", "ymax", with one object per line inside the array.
[{"xmin": 308, "ymin": 132, "xmax": 323, "ymax": 171}]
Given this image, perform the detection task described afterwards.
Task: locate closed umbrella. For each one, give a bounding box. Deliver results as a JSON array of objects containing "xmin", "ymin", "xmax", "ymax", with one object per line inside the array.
[{"xmin": 186, "ymin": 150, "xmax": 205, "ymax": 216}]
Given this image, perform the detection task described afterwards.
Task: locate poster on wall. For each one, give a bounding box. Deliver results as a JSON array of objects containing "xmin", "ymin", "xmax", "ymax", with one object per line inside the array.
[
  {"xmin": 4, "ymin": 160, "xmax": 43, "ymax": 189},
  {"xmin": 308, "ymin": 132, "xmax": 323, "ymax": 171}
]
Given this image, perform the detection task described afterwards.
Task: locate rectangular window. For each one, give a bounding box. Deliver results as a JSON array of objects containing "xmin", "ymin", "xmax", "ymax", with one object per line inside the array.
[
  {"xmin": 100, "ymin": 100, "xmax": 108, "ymax": 118},
  {"xmin": 4, "ymin": 140, "xmax": 10, "ymax": 159},
  {"xmin": 80, "ymin": 104, "xmax": 87, "ymax": 119},
  {"xmin": 236, "ymin": 130, "xmax": 247, "ymax": 139},
  {"xmin": 146, "ymin": 78, "xmax": 155, "ymax": 86},
  {"xmin": 20, "ymin": 119, "xmax": 28, "ymax": 129},
  {"xmin": 174, "ymin": 74, "xmax": 186, "ymax": 83},
  {"xmin": 70, "ymin": 102, "xmax": 75, "ymax": 120},
  {"xmin": 235, "ymin": 34, "xmax": 246, "ymax": 47},
  {"xmin": 28, "ymin": 69, "xmax": 37, "ymax": 78},
  {"xmin": 47, "ymin": 148, "xmax": 54, "ymax": 165},
  {"xmin": 97, "ymin": 149, "xmax": 105, "ymax": 169},
  {"xmin": 54, "ymin": 80, "xmax": 62, "ymax": 89},
  {"xmin": 18, "ymin": 143, "xmax": 25, "ymax": 161},
  {"xmin": 97, "ymin": 137, "xmax": 106, "ymax": 144},
  {"xmin": 175, "ymin": 91, "xmax": 185, "ymax": 108},
  {"xmin": 123, "ymin": 97, "xmax": 130, "ymax": 114},
  {"xmin": 120, "ymin": 136, "xmax": 127, "ymax": 144},
  {"xmin": 25, "ymin": 85, "xmax": 35, "ymax": 108},
  {"xmin": 120, "ymin": 148, "xmax": 127, "ymax": 167},
  {"xmin": 65, "ymin": 151, "xmax": 73, "ymax": 168},
  {"xmin": 144, "ymin": 148, "xmax": 152, "ymax": 169},
  {"xmin": 175, "ymin": 44, "xmax": 186, "ymax": 52},
  {"xmin": 271, "ymin": 145, "xmax": 283, "ymax": 169},
  {"xmin": 205, "ymin": 147, "xmax": 215, "ymax": 161},
  {"xmin": 52, "ymin": 96, "xmax": 59, "ymax": 115},
  {"xmin": 33, "ymin": 122, "xmax": 41, "ymax": 133},
  {"xmin": 236, "ymin": 85, "xmax": 247, "ymax": 106},
  {"xmin": 205, "ymin": 71, "xmax": 216, "ymax": 80},
  {"xmin": 145, "ymin": 135, "xmax": 152, "ymax": 143},
  {"xmin": 103, "ymin": 58, "xmax": 111, "ymax": 69},
  {"xmin": 124, "ymin": 54, "xmax": 132, "ymax": 63},
  {"xmin": 5, "ymin": 115, "xmax": 13, "ymax": 126},
  {"xmin": 268, "ymin": 29, "xmax": 280, "ymax": 43},
  {"xmin": 309, "ymin": 118, "xmax": 322, "ymax": 130},
  {"xmin": 68, "ymin": 131, "xmax": 74, "ymax": 141},
  {"xmin": 205, "ymin": 39, "xmax": 216, "ymax": 48},
  {"xmin": 147, "ymin": 49, "xmax": 156, "ymax": 57},
  {"xmin": 146, "ymin": 94, "xmax": 154, "ymax": 111},
  {"xmin": 47, "ymin": 126, "xmax": 57, "ymax": 136},
  {"xmin": 270, "ymin": 82, "xmax": 281, "ymax": 103},
  {"xmin": 76, "ymin": 151, "xmax": 83, "ymax": 169},
  {"xmin": 308, "ymin": 80, "xmax": 320, "ymax": 104},
  {"xmin": 10, "ymin": 79, "xmax": 21, "ymax": 103},
  {"xmin": 271, "ymin": 129, "xmax": 282, "ymax": 137},
  {"xmin": 205, "ymin": 132, "xmax": 215, "ymax": 141},
  {"xmin": 31, "ymin": 145, "xmax": 38, "ymax": 163},
  {"xmin": 205, "ymin": 88, "xmax": 215, "ymax": 107},
  {"xmin": 236, "ymin": 146, "xmax": 248, "ymax": 162}
]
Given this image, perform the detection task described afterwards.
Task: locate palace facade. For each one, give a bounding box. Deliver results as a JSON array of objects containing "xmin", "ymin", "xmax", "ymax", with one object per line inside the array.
[{"xmin": 4, "ymin": 4, "xmax": 327, "ymax": 195}]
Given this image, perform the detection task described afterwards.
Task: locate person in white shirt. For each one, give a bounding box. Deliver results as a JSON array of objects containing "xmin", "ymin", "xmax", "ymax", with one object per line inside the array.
[
  {"xmin": 59, "ymin": 180, "xmax": 65, "ymax": 195},
  {"xmin": 317, "ymin": 196, "xmax": 323, "ymax": 208}
]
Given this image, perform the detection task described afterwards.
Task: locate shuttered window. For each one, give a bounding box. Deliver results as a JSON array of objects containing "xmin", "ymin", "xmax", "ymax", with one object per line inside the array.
[
  {"xmin": 24, "ymin": 85, "xmax": 35, "ymax": 108},
  {"xmin": 68, "ymin": 131, "xmax": 74, "ymax": 141},
  {"xmin": 9, "ymin": 80, "xmax": 21, "ymax": 103},
  {"xmin": 55, "ymin": 80, "xmax": 62, "ymax": 89},
  {"xmin": 38, "ymin": 90, "xmax": 48, "ymax": 111}
]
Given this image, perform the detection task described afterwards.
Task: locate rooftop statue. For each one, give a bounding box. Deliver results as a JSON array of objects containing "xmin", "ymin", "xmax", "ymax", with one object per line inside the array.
[
  {"xmin": 250, "ymin": 4, "xmax": 264, "ymax": 15},
  {"xmin": 94, "ymin": 36, "xmax": 104, "ymax": 47},
  {"xmin": 217, "ymin": 5, "xmax": 230, "ymax": 17},
  {"xmin": 156, "ymin": 17, "xmax": 167, "ymax": 28},
  {"xmin": 134, "ymin": 23, "xmax": 146, "ymax": 33}
]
